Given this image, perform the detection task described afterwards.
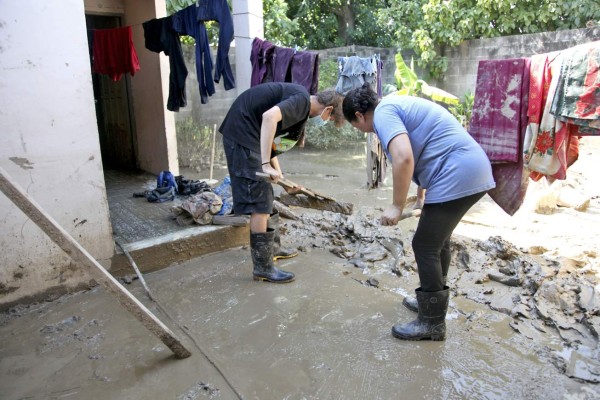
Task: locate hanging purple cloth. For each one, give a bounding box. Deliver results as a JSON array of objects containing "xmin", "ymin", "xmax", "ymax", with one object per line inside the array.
[
  {"xmin": 483, "ymin": 58, "xmax": 532, "ymax": 216},
  {"xmin": 272, "ymin": 47, "xmax": 294, "ymax": 82},
  {"xmin": 291, "ymin": 50, "xmax": 319, "ymax": 94},
  {"xmin": 250, "ymin": 37, "xmax": 276, "ymax": 87},
  {"xmin": 469, "ymin": 58, "xmax": 528, "ymax": 163}
]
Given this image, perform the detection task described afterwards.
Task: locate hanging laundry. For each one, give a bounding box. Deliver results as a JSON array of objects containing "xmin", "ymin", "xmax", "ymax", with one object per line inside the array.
[
  {"xmin": 272, "ymin": 47, "xmax": 294, "ymax": 82},
  {"xmin": 250, "ymin": 38, "xmax": 320, "ymax": 94},
  {"xmin": 92, "ymin": 26, "xmax": 140, "ymax": 81},
  {"xmin": 291, "ymin": 50, "xmax": 320, "ymax": 94},
  {"xmin": 523, "ymin": 52, "xmax": 571, "ymax": 180},
  {"xmin": 375, "ymin": 56, "xmax": 383, "ymax": 97},
  {"xmin": 468, "ymin": 58, "xmax": 532, "ymax": 215},
  {"xmin": 250, "ymin": 37, "xmax": 276, "ymax": 86},
  {"xmin": 142, "ymin": 16, "xmax": 188, "ymax": 112},
  {"xmin": 173, "ymin": 5, "xmax": 215, "ymax": 104},
  {"xmin": 550, "ymin": 41, "xmax": 600, "ymax": 135},
  {"xmin": 335, "ymin": 56, "xmax": 378, "ymax": 96},
  {"xmin": 196, "ymin": 0, "xmax": 236, "ymax": 91},
  {"xmin": 488, "ymin": 59, "xmax": 531, "ymax": 216},
  {"xmin": 469, "ymin": 58, "xmax": 529, "ymax": 163}
]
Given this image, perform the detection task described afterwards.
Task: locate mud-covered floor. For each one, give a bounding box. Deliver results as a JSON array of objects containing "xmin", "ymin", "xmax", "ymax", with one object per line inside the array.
[{"xmin": 1, "ymin": 138, "xmax": 599, "ymax": 399}]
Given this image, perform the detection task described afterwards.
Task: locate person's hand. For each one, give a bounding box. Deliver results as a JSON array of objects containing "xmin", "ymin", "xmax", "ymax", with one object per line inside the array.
[
  {"xmin": 262, "ymin": 164, "xmax": 282, "ymax": 183},
  {"xmin": 381, "ymin": 204, "xmax": 403, "ymax": 226},
  {"xmin": 413, "ymin": 197, "xmax": 424, "ymax": 210},
  {"xmin": 284, "ymin": 185, "xmax": 303, "ymax": 195}
]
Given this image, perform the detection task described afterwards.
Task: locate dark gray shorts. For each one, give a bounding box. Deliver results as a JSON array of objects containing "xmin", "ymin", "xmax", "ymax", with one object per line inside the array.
[{"xmin": 222, "ymin": 136, "xmax": 274, "ymax": 215}]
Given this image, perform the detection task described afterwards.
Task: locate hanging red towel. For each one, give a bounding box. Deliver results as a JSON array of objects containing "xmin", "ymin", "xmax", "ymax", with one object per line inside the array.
[{"xmin": 93, "ymin": 26, "xmax": 140, "ymax": 81}]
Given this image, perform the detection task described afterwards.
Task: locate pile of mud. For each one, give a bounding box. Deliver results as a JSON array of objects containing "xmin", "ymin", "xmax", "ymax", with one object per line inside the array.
[{"xmin": 279, "ymin": 207, "xmax": 600, "ymax": 383}]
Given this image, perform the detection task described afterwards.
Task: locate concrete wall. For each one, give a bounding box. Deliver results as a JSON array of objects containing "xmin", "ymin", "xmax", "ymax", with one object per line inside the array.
[
  {"xmin": 125, "ymin": 0, "xmax": 180, "ymax": 176},
  {"xmin": 0, "ymin": 1, "xmax": 114, "ymax": 308},
  {"xmin": 441, "ymin": 26, "xmax": 600, "ymax": 99}
]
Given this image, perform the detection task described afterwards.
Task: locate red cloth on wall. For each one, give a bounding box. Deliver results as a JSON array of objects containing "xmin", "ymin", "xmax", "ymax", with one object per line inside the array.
[{"xmin": 93, "ymin": 26, "xmax": 140, "ymax": 81}]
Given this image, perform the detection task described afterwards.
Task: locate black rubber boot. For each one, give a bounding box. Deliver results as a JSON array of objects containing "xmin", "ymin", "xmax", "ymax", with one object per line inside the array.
[
  {"xmin": 392, "ymin": 287, "xmax": 449, "ymax": 341},
  {"xmin": 402, "ymin": 276, "xmax": 447, "ymax": 313},
  {"xmin": 251, "ymin": 229, "xmax": 295, "ymax": 283},
  {"xmin": 268, "ymin": 210, "xmax": 298, "ymax": 260}
]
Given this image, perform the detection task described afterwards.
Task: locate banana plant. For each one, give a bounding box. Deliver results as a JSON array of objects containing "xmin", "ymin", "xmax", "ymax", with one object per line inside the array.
[{"xmin": 392, "ymin": 53, "xmax": 459, "ymax": 107}]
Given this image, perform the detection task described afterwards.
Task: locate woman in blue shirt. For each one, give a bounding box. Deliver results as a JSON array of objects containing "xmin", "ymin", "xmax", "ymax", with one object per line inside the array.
[{"xmin": 343, "ymin": 84, "xmax": 495, "ymax": 341}]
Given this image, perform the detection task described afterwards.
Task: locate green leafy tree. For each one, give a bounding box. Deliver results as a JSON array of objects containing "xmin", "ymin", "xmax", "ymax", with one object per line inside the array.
[
  {"xmin": 264, "ymin": 0, "xmax": 300, "ymax": 46},
  {"xmin": 282, "ymin": 0, "xmax": 393, "ymax": 49},
  {"xmin": 379, "ymin": 0, "xmax": 600, "ymax": 78}
]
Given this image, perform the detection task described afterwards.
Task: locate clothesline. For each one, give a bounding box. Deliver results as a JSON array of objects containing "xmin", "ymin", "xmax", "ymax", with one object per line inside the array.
[{"xmin": 468, "ymin": 40, "xmax": 599, "ymax": 216}]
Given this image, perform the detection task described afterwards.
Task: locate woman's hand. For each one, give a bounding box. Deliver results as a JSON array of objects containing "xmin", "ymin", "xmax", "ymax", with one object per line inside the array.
[
  {"xmin": 413, "ymin": 186, "xmax": 425, "ymax": 210},
  {"xmin": 381, "ymin": 204, "xmax": 403, "ymax": 226},
  {"xmin": 413, "ymin": 197, "xmax": 424, "ymax": 210}
]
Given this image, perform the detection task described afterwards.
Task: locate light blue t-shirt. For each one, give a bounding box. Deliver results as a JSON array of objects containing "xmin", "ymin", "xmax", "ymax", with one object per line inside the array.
[{"xmin": 373, "ymin": 95, "xmax": 496, "ymax": 203}]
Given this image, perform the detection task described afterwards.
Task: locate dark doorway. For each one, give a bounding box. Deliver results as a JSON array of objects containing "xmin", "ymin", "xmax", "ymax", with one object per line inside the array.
[{"xmin": 86, "ymin": 14, "xmax": 137, "ymax": 170}]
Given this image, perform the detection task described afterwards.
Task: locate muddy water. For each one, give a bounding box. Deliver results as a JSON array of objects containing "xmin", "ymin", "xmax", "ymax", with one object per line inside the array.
[{"xmin": 1, "ymin": 141, "xmax": 599, "ymax": 399}]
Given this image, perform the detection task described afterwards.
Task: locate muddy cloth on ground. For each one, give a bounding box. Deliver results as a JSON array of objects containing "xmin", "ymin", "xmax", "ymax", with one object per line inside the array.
[
  {"xmin": 175, "ymin": 176, "xmax": 212, "ymax": 196},
  {"xmin": 172, "ymin": 191, "xmax": 223, "ymax": 225},
  {"xmin": 92, "ymin": 26, "xmax": 140, "ymax": 81},
  {"xmin": 142, "ymin": 16, "xmax": 188, "ymax": 111}
]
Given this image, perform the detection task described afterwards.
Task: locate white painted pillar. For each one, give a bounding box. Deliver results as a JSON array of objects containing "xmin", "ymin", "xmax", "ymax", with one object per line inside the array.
[{"xmin": 232, "ymin": 0, "xmax": 264, "ymax": 94}]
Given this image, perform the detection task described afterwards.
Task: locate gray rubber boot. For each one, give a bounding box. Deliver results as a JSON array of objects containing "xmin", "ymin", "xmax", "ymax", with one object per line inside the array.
[
  {"xmin": 392, "ymin": 287, "xmax": 449, "ymax": 341},
  {"xmin": 268, "ymin": 210, "xmax": 298, "ymax": 260},
  {"xmin": 402, "ymin": 276, "xmax": 446, "ymax": 313},
  {"xmin": 251, "ymin": 229, "xmax": 295, "ymax": 283}
]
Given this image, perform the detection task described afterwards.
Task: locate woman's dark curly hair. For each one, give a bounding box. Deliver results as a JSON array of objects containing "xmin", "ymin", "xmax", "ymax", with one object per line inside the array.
[{"xmin": 342, "ymin": 83, "xmax": 378, "ymax": 122}]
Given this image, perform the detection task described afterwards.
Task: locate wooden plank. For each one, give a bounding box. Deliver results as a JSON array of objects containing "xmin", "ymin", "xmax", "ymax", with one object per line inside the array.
[
  {"xmin": 0, "ymin": 167, "xmax": 191, "ymax": 359},
  {"xmin": 255, "ymin": 172, "xmax": 321, "ymax": 198},
  {"xmin": 212, "ymin": 214, "xmax": 250, "ymax": 226}
]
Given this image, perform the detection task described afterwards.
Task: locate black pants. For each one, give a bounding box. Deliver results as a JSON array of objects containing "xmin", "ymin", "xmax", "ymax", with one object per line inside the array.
[{"xmin": 412, "ymin": 191, "xmax": 487, "ymax": 292}]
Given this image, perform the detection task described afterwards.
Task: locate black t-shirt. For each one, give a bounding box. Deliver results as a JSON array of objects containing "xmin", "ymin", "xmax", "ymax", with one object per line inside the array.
[{"xmin": 219, "ymin": 82, "xmax": 310, "ymax": 156}]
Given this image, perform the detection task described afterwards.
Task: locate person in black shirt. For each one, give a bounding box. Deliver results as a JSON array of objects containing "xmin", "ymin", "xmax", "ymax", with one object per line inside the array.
[{"xmin": 219, "ymin": 82, "xmax": 344, "ymax": 283}]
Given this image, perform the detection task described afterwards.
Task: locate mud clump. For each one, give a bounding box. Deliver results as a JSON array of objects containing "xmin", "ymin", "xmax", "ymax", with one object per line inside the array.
[{"xmin": 279, "ymin": 207, "xmax": 600, "ymax": 383}]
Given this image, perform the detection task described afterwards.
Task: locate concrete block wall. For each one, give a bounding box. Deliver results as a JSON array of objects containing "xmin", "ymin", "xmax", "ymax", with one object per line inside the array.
[{"xmin": 441, "ymin": 26, "xmax": 600, "ymax": 99}]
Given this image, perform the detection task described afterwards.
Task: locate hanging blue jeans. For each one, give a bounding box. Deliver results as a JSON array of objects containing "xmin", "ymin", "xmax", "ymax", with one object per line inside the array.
[
  {"xmin": 196, "ymin": 0, "xmax": 235, "ymax": 90},
  {"xmin": 173, "ymin": 5, "xmax": 215, "ymax": 104},
  {"xmin": 142, "ymin": 16, "xmax": 188, "ymax": 111}
]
